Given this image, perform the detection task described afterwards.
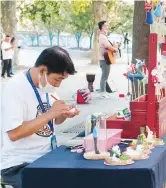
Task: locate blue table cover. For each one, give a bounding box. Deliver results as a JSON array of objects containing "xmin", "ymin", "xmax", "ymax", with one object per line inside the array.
[{"xmin": 22, "ymin": 141, "xmax": 166, "ymax": 188}]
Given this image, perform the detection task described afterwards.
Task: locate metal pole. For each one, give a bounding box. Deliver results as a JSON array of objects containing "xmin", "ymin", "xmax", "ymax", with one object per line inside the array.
[{"xmin": 126, "ymin": 39, "xmax": 131, "ymax": 98}]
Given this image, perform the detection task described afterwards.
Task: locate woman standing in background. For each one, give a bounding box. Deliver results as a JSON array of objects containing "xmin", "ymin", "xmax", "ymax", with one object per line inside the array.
[{"xmin": 10, "ymin": 37, "xmax": 15, "ymax": 75}]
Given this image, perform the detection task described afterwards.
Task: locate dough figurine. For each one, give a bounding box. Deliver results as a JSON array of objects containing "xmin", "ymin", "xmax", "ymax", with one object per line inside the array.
[
  {"xmin": 91, "ymin": 115, "xmax": 100, "ymax": 154},
  {"xmin": 104, "ymin": 145, "xmax": 134, "ymax": 166},
  {"xmin": 111, "ymin": 145, "xmax": 121, "ymax": 159},
  {"xmin": 146, "ymin": 126, "xmax": 154, "ymax": 140},
  {"xmin": 124, "ymin": 136, "xmax": 150, "ymax": 160},
  {"xmin": 140, "ymin": 127, "xmax": 146, "ymax": 143},
  {"xmin": 146, "ymin": 126, "xmax": 164, "ymax": 146},
  {"xmin": 135, "ymin": 135, "xmax": 143, "ymax": 151},
  {"xmin": 83, "ymin": 113, "xmax": 110, "ymax": 160}
]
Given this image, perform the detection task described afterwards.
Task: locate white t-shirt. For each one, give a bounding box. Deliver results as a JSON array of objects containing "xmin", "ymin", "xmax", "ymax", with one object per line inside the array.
[
  {"xmin": 98, "ymin": 33, "xmax": 110, "ymax": 61},
  {"xmin": 1, "ymin": 41, "xmax": 13, "ymax": 60},
  {"xmin": 1, "ymin": 73, "xmax": 56, "ymax": 170}
]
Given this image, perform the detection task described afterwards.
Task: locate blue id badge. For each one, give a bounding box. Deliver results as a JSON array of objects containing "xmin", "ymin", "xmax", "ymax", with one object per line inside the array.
[{"xmin": 51, "ymin": 135, "xmax": 57, "ymax": 150}]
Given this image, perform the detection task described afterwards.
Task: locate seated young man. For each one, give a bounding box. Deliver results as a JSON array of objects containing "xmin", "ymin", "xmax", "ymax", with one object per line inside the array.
[{"xmin": 1, "ymin": 46, "xmax": 79, "ymax": 188}]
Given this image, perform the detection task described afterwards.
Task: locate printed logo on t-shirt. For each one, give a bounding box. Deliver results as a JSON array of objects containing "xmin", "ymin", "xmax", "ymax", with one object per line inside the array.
[{"xmin": 36, "ymin": 103, "xmax": 52, "ymax": 137}]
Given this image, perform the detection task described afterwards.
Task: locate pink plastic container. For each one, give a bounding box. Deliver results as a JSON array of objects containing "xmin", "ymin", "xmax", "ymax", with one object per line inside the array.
[{"xmin": 83, "ymin": 129, "xmax": 123, "ymax": 152}]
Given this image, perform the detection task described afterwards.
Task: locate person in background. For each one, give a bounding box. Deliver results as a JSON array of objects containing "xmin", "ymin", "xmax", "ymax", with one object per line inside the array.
[
  {"xmin": 10, "ymin": 37, "xmax": 15, "ymax": 75},
  {"xmin": 1, "ymin": 40, "xmax": 3, "ymax": 66},
  {"xmin": 117, "ymin": 42, "xmax": 122, "ymax": 58},
  {"xmin": 1, "ymin": 35, "xmax": 14, "ymax": 78},
  {"xmin": 98, "ymin": 20, "xmax": 118, "ymax": 98},
  {"xmin": 123, "ymin": 33, "xmax": 128, "ymax": 49},
  {"xmin": 1, "ymin": 46, "xmax": 80, "ymax": 188}
]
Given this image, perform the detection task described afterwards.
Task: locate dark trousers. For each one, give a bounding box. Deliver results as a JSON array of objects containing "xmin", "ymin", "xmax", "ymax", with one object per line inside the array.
[
  {"xmin": 106, "ymin": 82, "xmax": 112, "ymax": 93},
  {"xmin": 1, "ymin": 163, "xmax": 29, "ymax": 188},
  {"xmin": 94, "ymin": 137, "xmax": 100, "ymax": 154},
  {"xmin": 1, "ymin": 59, "xmax": 11, "ymax": 76},
  {"xmin": 118, "ymin": 48, "xmax": 121, "ymax": 57},
  {"xmin": 100, "ymin": 60, "xmax": 111, "ymax": 92}
]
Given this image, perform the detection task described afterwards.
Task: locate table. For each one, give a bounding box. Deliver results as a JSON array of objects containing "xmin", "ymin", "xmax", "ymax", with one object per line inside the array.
[{"xmin": 22, "ymin": 140, "xmax": 166, "ymax": 188}]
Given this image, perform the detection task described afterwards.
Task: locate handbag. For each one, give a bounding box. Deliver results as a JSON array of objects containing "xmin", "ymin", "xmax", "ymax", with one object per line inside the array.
[{"xmin": 77, "ymin": 88, "xmax": 91, "ymax": 104}]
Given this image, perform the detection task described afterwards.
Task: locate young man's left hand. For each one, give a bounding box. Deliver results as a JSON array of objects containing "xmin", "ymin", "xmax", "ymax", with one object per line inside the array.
[{"xmin": 62, "ymin": 107, "xmax": 80, "ymax": 118}]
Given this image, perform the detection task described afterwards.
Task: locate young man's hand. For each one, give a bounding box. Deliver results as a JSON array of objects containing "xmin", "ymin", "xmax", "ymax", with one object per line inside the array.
[
  {"xmin": 48, "ymin": 100, "xmax": 80, "ymax": 119},
  {"xmin": 48, "ymin": 100, "xmax": 69, "ymax": 119},
  {"xmin": 62, "ymin": 107, "xmax": 80, "ymax": 118}
]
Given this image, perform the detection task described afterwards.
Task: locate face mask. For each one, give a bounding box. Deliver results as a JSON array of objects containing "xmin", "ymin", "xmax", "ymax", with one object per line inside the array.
[{"xmin": 39, "ymin": 73, "xmax": 55, "ymax": 93}]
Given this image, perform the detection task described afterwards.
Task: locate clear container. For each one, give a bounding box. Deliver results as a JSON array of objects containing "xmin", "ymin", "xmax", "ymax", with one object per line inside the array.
[
  {"xmin": 83, "ymin": 129, "xmax": 123, "ymax": 152},
  {"xmin": 84, "ymin": 113, "xmax": 123, "ymax": 152}
]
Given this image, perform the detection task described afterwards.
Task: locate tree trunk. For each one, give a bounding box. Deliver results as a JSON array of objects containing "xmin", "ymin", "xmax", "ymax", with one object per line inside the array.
[
  {"xmin": 30, "ymin": 35, "xmax": 35, "ymax": 46},
  {"xmin": 132, "ymin": 1, "xmax": 150, "ymax": 99},
  {"xmin": 89, "ymin": 32, "xmax": 93, "ymax": 49},
  {"xmin": 1, "ymin": 1, "xmax": 17, "ymax": 36},
  {"xmin": 1, "ymin": 1, "xmax": 18, "ymax": 65},
  {"xmin": 75, "ymin": 33, "xmax": 81, "ymax": 48},
  {"xmin": 57, "ymin": 31, "xmax": 60, "ymax": 46},
  {"xmin": 49, "ymin": 32, "xmax": 54, "ymax": 47},
  {"xmin": 91, "ymin": 1, "xmax": 107, "ymax": 64},
  {"xmin": 36, "ymin": 33, "xmax": 40, "ymax": 46},
  {"xmin": 132, "ymin": 1, "xmax": 150, "ymax": 67}
]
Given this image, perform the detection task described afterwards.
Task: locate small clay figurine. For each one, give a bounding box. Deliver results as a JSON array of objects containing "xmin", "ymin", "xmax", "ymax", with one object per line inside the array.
[
  {"xmin": 146, "ymin": 126, "xmax": 154, "ymax": 140},
  {"xmin": 135, "ymin": 135, "xmax": 143, "ymax": 150},
  {"xmin": 91, "ymin": 115, "xmax": 100, "ymax": 154},
  {"xmin": 112, "ymin": 145, "xmax": 121, "ymax": 158},
  {"xmin": 140, "ymin": 127, "xmax": 146, "ymax": 143}
]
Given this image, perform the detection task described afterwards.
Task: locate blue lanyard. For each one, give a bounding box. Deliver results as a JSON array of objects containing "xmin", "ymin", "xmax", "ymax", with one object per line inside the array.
[
  {"xmin": 26, "ymin": 69, "xmax": 54, "ymax": 133},
  {"xmin": 46, "ymin": 93, "xmax": 51, "ymax": 109}
]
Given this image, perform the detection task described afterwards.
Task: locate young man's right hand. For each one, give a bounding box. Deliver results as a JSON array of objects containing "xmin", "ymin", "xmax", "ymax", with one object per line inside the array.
[{"xmin": 7, "ymin": 100, "xmax": 70, "ymax": 141}]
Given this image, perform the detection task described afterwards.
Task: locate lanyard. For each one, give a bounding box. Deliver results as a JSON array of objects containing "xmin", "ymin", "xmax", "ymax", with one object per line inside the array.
[
  {"xmin": 26, "ymin": 69, "xmax": 54, "ymax": 133},
  {"xmin": 46, "ymin": 93, "xmax": 51, "ymax": 109}
]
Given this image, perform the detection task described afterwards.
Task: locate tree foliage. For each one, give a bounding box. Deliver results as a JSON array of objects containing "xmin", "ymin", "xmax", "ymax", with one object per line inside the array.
[
  {"xmin": 64, "ymin": 1, "xmax": 94, "ymax": 48},
  {"xmin": 18, "ymin": 0, "xmax": 134, "ymax": 48},
  {"xmin": 106, "ymin": 1, "xmax": 134, "ymax": 34},
  {"xmin": 20, "ymin": 1, "xmax": 66, "ymax": 46}
]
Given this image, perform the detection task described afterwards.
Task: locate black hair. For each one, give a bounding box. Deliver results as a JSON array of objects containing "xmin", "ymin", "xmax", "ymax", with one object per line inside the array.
[
  {"xmin": 98, "ymin": 21, "xmax": 106, "ymax": 30},
  {"xmin": 35, "ymin": 46, "xmax": 77, "ymax": 75},
  {"xmin": 11, "ymin": 37, "xmax": 15, "ymax": 44}
]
